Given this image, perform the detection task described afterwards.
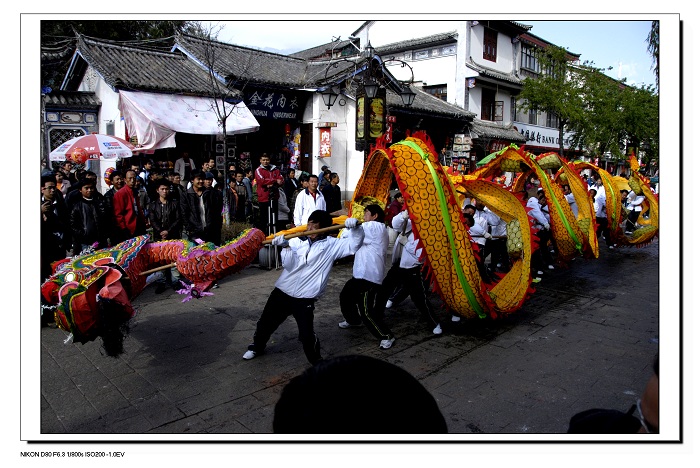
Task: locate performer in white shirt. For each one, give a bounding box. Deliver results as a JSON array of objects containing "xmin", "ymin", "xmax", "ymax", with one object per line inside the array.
[
  {"xmin": 337, "ymin": 205, "xmax": 395, "ymax": 349},
  {"xmin": 243, "ymin": 210, "xmax": 362, "ymax": 364},
  {"xmin": 625, "ymin": 190, "xmax": 646, "ymax": 234},
  {"xmin": 374, "ymin": 210, "xmax": 444, "ymax": 336}
]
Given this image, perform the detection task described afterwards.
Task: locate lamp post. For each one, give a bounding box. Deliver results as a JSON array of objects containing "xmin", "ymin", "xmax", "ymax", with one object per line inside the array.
[{"xmin": 319, "ymin": 45, "xmax": 416, "ymax": 157}]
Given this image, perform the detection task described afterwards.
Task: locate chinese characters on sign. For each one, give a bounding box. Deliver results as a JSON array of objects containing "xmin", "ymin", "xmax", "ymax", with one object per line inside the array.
[
  {"xmin": 246, "ymin": 88, "xmax": 302, "ymax": 120},
  {"xmin": 319, "ymin": 128, "xmax": 332, "ymax": 158}
]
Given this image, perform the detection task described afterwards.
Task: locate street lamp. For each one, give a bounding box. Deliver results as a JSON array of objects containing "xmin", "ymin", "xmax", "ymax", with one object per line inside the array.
[
  {"xmin": 319, "ymin": 45, "xmax": 416, "ymax": 155},
  {"xmin": 321, "ymin": 86, "xmax": 340, "ymax": 109},
  {"xmin": 319, "ymin": 46, "xmax": 416, "ymax": 110}
]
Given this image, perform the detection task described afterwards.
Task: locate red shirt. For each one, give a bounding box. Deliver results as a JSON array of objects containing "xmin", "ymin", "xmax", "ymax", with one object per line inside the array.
[
  {"xmin": 112, "ymin": 185, "xmax": 145, "ymax": 235},
  {"xmin": 255, "ymin": 165, "xmax": 283, "ymax": 203}
]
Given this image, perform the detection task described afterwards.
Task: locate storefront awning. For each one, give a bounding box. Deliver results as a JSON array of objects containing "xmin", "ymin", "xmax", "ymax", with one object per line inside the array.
[{"xmin": 118, "ymin": 90, "xmax": 260, "ymax": 151}]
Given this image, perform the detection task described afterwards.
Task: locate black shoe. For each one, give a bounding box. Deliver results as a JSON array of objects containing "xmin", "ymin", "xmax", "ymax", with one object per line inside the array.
[{"xmin": 155, "ymin": 283, "xmax": 168, "ymax": 294}]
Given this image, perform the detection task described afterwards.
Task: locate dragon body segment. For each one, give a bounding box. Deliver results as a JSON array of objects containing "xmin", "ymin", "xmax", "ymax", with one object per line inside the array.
[
  {"xmin": 351, "ymin": 135, "xmax": 534, "ymax": 320},
  {"xmin": 41, "ymin": 229, "xmax": 265, "ymax": 354}
]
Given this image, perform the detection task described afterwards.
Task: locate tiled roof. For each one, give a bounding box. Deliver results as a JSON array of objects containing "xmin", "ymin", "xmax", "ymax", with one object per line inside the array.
[
  {"xmin": 520, "ymin": 33, "xmax": 581, "ymax": 59},
  {"xmin": 71, "ymin": 35, "xmax": 231, "ymax": 97},
  {"xmin": 339, "ymin": 84, "xmax": 468, "ymax": 120},
  {"xmin": 470, "ymin": 119, "xmax": 526, "ymax": 142},
  {"xmin": 175, "ymin": 34, "xmax": 311, "ymax": 89},
  {"xmin": 64, "ymin": 33, "xmax": 476, "ymax": 123},
  {"xmin": 389, "ymin": 85, "xmax": 475, "ymax": 120},
  {"xmin": 375, "ymin": 31, "xmax": 458, "ymax": 56},
  {"xmin": 43, "ymin": 90, "xmax": 101, "ymax": 108},
  {"xmin": 467, "ymin": 58, "xmax": 523, "ymax": 85},
  {"xmin": 288, "ymin": 39, "xmax": 360, "ymax": 60},
  {"xmin": 509, "ymin": 21, "xmax": 532, "ymax": 31}
]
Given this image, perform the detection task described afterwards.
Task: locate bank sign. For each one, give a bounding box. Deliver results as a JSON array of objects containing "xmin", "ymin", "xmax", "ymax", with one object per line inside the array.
[
  {"xmin": 244, "ymin": 88, "xmax": 305, "ymax": 121},
  {"xmin": 513, "ymin": 123, "xmax": 574, "ymax": 149}
]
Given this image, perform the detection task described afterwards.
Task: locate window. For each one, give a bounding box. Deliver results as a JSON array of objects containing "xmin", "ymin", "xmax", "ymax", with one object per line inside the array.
[
  {"xmin": 481, "ymin": 89, "xmax": 503, "ymax": 121},
  {"xmin": 424, "ymin": 85, "xmax": 448, "ymax": 101},
  {"xmin": 521, "ymin": 44, "xmax": 540, "ymax": 73},
  {"xmin": 528, "ymin": 108, "xmax": 538, "ymax": 125},
  {"xmin": 511, "ymin": 96, "xmax": 516, "ymax": 122},
  {"xmin": 48, "ymin": 127, "xmax": 86, "ymax": 155},
  {"xmin": 483, "ymin": 28, "xmax": 497, "ymax": 62},
  {"xmin": 546, "ymin": 111, "xmax": 559, "ymax": 128}
]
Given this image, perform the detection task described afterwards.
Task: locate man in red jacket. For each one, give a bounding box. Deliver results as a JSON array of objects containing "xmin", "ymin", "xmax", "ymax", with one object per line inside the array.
[
  {"xmin": 254, "ymin": 153, "xmax": 283, "ymax": 235},
  {"xmin": 112, "ymin": 169, "xmax": 147, "ymax": 244}
]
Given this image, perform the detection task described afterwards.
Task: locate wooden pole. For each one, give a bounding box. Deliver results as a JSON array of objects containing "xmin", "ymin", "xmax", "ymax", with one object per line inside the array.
[
  {"xmin": 139, "ymin": 262, "xmax": 176, "ymax": 276},
  {"xmin": 139, "ymin": 222, "xmax": 360, "ymax": 275},
  {"xmin": 261, "ymin": 222, "xmax": 359, "ymax": 245}
]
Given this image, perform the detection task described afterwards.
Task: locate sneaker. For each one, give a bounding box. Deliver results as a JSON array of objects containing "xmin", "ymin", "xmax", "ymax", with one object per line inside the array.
[
  {"xmin": 451, "ymin": 315, "xmax": 461, "ymax": 322},
  {"xmin": 211, "ymin": 282, "xmax": 220, "ymax": 289},
  {"xmin": 379, "ymin": 337, "xmax": 395, "ymax": 349},
  {"xmin": 242, "ymin": 350, "xmax": 256, "ymax": 360},
  {"xmin": 609, "ymin": 245, "xmax": 614, "ymax": 249},
  {"xmin": 433, "ymin": 324, "xmax": 443, "ymax": 335},
  {"xmin": 386, "ymin": 300, "xmax": 393, "ymax": 308},
  {"xmin": 532, "ymin": 277, "xmax": 542, "ymax": 283},
  {"xmin": 548, "ymin": 265, "xmax": 555, "ymax": 270},
  {"xmin": 338, "ymin": 320, "xmax": 362, "ymax": 329},
  {"xmin": 537, "ymin": 270, "xmax": 544, "ymax": 275},
  {"xmin": 625, "ymin": 231, "xmax": 633, "ymax": 235}
]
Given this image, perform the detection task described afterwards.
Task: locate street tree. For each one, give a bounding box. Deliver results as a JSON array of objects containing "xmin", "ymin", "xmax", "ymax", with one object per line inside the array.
[
  {"xmin": 519, "ymin": 45, "xmax": 658, "ymax": 167},
  {"xmin": 176, "ymin": 27, "xmax": 253, "ymax": 226},
  {"xmin": 646, "ymin": 20, "xmax": 660, "ymax": 90},
  {"xmin": 517, "ymin": 45, "xmax": 586, "ymax": 158}
]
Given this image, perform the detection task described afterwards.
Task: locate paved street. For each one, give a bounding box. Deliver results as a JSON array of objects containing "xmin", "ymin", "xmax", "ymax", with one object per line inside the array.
[{"xmin": 39, "ymin": 239, "xmax": 659, "ymax": 437}]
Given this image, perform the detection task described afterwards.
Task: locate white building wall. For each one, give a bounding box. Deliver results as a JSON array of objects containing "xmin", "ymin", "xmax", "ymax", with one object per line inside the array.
[
  {"xmin": 305, "ymin": 93, "xmax": 364, "ymax": 205},
  {"xmin": 77, "ymin": 66, "xmax": 127, "ymax": 194},
  {"xmin": 469, "ymin": 23, "xmax": 517, "ymax": 75}
]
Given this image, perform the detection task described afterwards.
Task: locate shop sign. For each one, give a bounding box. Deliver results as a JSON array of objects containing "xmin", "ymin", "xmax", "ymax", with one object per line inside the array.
[
  {"xmin": 513, "ymin": 123, "xmax": 574, "ymax": 149},
  {"xmin": 245, "ymin": 88, "xmax": 304, "ymax": 120},
  {"xmin": 319, "ymin": 127, "xmax": 332, "ymax": 158},
  {"xmin": 355, "ymin": 88, "xmax": 386, "ymax": 152},
  {"xmin": 489, "ymin": 140, "xmax": 508, "ymax": 152}
]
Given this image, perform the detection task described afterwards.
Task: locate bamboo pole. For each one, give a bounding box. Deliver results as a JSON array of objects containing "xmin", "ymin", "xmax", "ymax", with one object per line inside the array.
[
  {"xmin": 139, "ymin": 222, "xmax": 359, "ymax": 276},
  {"xmin": 261, "ymin": 222, "xmax": 359, "ymax": 245},
  {"xmin": 139, "ymin": 262, "xmax": 177, "ymax": 276}
]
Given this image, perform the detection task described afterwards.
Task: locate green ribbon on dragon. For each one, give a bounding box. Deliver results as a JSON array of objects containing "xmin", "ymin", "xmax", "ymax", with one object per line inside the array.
[
  {"xmin": 531, "ymin": 160, "xmax": 583, "ymax": 254},
  {"xmin": 401, "ymin": 140, "xmax": 486, "ymax": 319}
]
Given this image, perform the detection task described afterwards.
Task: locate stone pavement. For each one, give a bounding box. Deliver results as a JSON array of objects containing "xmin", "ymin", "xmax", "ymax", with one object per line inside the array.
[{"xmin": 39, "ymin": 240, "xmax": 659, "ymax": 436}]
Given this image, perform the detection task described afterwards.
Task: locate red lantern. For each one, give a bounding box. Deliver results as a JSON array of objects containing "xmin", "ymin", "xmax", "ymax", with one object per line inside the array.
[
  {"xmin": 70, "ymin": 147, "xmax": 89, "ymax": 165},
  {"xmin": 104, "ymin": 167, "xmax": 115, "ymax": 185}
]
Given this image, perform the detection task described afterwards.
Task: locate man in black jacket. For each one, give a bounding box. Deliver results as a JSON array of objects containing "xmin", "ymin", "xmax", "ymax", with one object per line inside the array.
[
  {"xmin": 41, "ymin": 175, "xmax": 71, "ymax": 281},
  {"xmin": 183, "ymin": 171, "xmax": 223, "ymax": 245},
  {"xmin": 69, "ymin": 179, "xmax": 109, "ymax": 254},
  {"xmin": 321, "ymin": 172, "xmax": 342, "ymax": 213},
  {"xmin": 148, "ymin": 179, "xmax": 183, "ymax": 292}
]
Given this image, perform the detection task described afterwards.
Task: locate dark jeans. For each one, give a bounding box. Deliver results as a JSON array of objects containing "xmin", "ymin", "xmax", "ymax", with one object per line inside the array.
[
  {"xmin": 249, "ymin": 288, "xmax": 321, "ymax": 364},
  {"xmin": 596, "ymin": 216, "xmax": 612, "ymax": 245},
  {"xmin": 626, "ymin": 210, "xmax": 641, "ymax": 232},
  {"xmin": 375, "ymin": 265, "xmax": 440, "ymax": 329},
  {"xmin": 486, "ymin": 238, "xmax": 509, "ymax": 271},
  {"xmin": 340, "ymin": 277, "xmax": 393, "ymax": 340},
  {"xmin": 532, "ymin": 228, "xmax": 555, "ymax": 272}
]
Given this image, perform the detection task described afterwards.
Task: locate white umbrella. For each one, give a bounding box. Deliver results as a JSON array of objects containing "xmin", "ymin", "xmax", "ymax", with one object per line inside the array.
[{"xmin": 49, "ymin": 133, "xmax": 136, "ymax": 162}]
